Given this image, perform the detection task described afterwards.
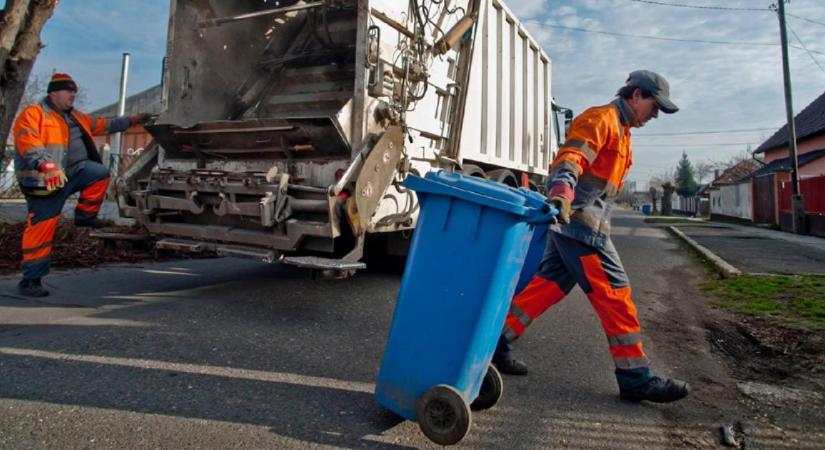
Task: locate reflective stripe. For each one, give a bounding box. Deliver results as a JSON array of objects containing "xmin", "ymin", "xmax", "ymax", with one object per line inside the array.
[
  {"xmin": 607, "ymin": 332, "xmax": 642, "ymax": 346},
  {"xmin": 15, "ymin": 170, "xmax": 45, "ymax": 179},
  {"xmin": 613, "ymin": 356, "xmax": 650, "ymax": 370},
  {"xmin": 561, "ymin": 139, "xmax": 597, "ymax": 164},
  {"xmin": 579, "ymin": 173, "xmax": 620, "ymax": 197},
  {"xmin": 509, "ymin": 305, "xmax": 533, "ymax": 329},
  {"xmin": 503, "ymin": 328, "xmax": 519, "ymax": 342},
  {"xmin": 22, "ymin": 241, "xmax": 53, "ymax": 255},
  {"xmin": 570, "ymin": 211, "xmax": 611, "ymax": 235},
  {"xmin": 551, "ymin": 159, "xmax": 583, "ymax": 176},
  {"xmin": 22, "ymin": 255, "xmax": 51, "ymax": 266},
  {"xmin": 15, "ymin": 127, "xmax": 39, "ymax": 139}
]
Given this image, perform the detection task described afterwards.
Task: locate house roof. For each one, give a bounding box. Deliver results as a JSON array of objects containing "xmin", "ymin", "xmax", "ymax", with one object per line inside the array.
[
  {"xmin": 747, "ymin": 148, "xmax": 825, "ymax": 179},
  {"xmin": 90, "ymin": 84, "xmax": 162, "ymax": 117},
  {"xmin": 754, "ymin": 90, "xmax": 825, "ymax": 154},
  {"xmin": 710, "ymin": 158, "xmax": 763, "ymax": 186}
]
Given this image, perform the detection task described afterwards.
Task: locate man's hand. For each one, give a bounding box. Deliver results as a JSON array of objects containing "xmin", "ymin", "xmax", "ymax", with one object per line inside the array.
[
  {"xmin": 548, "ymin": 195, "xmax": 571, "ymax": 224},
  {"xmin": 129, "ymin": 113, "xmax": 154, "ymax": 126},
  {"xmin": 38, "ymin": 161, "xmax": 67, "ymax": 191}
]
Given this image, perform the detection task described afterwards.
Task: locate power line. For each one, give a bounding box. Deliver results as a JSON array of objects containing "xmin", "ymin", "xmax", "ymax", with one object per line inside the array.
[
  {"xmin": 788, "ymin": 22, "xmax": 825, "ymax": 76},
  {"xmin": 634, "ymin": 142, "xmax": 755, "ymax": 147},
  {"xmin": 625, "ymin": 0, "xmax": 766, "ymax": 12},
  {"xmin": 786, "ymin": 12, "xmax": 825, "ymax": 29},
  {"xmin": 527, "ymin": 22, "xmax": 825, "ymax": 56},
  {"xmin": 636, "ymin": 127, "xmax": 775, "ymax": 136}
]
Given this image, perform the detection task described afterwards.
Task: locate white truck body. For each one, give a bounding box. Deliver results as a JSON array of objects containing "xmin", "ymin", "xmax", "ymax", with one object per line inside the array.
[{"xmin": 118, "ymin": 0, "xmax": 564, "ymax": 268}]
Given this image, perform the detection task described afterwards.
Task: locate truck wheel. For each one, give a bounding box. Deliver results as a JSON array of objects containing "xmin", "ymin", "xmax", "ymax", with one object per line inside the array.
[
  {"xmin": 416, "ymin": 385, "xmax": 471, "ymax": 445},
  {"xmin": 487, "ymin": 168, "xmax": 518, "ymax": 187},
  {"xmin": 470, "ymin": 364, "xmax": 503, "ymax": 411},
  {"xmin": 461, "ymin": 164, "xmax": 487, "ymax": 179}
]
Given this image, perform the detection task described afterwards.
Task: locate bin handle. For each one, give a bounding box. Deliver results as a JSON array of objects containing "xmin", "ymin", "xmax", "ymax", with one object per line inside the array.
[{"xmin": 525, "ymin": 203, "xmax": 559, "ymax": 224}]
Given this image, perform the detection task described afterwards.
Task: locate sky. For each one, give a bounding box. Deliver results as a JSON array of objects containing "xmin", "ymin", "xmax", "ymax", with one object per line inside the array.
[{"xmin": 30, "ymin": 0, "xmax": 825, "ymax": 188}]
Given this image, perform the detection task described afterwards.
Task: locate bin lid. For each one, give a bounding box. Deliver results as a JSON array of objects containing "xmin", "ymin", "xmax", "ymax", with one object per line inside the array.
[{"xmin": 403, "ymin": 171, "xmax": 553, "ymax": 220}]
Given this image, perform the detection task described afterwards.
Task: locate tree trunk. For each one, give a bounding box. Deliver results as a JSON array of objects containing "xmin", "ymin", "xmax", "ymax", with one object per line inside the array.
[{"xmin": 0, "ymin": 0, "xmax": 57, "ymax": 161}]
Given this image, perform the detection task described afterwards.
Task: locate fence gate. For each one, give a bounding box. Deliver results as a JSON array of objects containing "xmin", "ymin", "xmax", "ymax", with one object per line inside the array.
[{"xmin": 752, "ymin": 173, "xmax": 776, "ymax": 224}]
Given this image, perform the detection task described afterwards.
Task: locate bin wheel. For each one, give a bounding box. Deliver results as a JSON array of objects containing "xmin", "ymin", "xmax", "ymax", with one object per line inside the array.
[
  {"xmin": 416, "ymin": 385, "xmax": 471, "ymax": 445},
  {"xmin": 470, "ymin": 364, "xmax": 503, "ymax": 411}
]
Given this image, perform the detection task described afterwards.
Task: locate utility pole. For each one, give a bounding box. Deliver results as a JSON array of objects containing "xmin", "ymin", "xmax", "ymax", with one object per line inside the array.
[{"xmin": 775, "ymin": 0, "xmax": 806, "ymax": 234}]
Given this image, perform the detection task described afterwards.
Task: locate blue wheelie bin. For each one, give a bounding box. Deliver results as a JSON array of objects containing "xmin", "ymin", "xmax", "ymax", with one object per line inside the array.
[
  {"xmin": 375, "ymin": 171, "xmax": 556, "ymax": 445},
  {"xmin": 514, "ymin": 222, "xmax": 549, "ymax": 295}
]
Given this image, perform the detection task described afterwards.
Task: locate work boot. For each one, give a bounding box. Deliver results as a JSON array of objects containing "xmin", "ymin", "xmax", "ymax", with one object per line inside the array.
[
  {"xmin": 17, "ymin": 278, "xmax": 49, "ymax": 297},
  {"xmin": 619, "ymin": 376, "xmax": 690, "ymax": 403},
  {"xmin": 492, "ymin": 335, "xmax": 528, "ymax": 376},
  {"xmin": 74, "ymin": 217, "xmax": 106, "ymax": 228}
]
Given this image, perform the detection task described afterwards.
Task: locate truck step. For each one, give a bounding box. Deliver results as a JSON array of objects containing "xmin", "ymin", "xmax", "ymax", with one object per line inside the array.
[
  {"xmin": 156, "ymin": 238, "xmax": 206, "ymax": 252},
  {"xmin": 216, "ymin": 245, "xmax": 278, "ymax": 263},
  {"xmin": 281, "ymin": 256, "xmax": 366, "ymax": 271}
]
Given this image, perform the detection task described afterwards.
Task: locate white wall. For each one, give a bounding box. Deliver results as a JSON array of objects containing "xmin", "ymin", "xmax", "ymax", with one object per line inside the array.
[{"xmin": 711, "ymin": 182, "xmax": 752, "ymax": 220}]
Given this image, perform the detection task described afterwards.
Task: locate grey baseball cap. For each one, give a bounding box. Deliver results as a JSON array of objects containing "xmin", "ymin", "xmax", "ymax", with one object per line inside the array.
[{"xmin": 625, "ymin": 70, "xmax": 678, "ymax": 114}]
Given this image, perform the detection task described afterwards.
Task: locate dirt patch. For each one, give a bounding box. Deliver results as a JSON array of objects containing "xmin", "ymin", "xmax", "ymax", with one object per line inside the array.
[
  {"xmin": 0, "ymin": 222, "xmax": 214, "ymax": 276},
  {"xmin": 704, "ymin": 313, "xmax": 825, "ymax": 426}
]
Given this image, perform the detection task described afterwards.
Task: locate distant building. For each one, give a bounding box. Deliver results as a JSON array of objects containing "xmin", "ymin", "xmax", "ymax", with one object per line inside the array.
[
  {"xmin": 89, "ymin": 84, "xmax": 162, "ymax": 165},
  {"xmin": 707, "ymin": 159, "xmax": 762, "ymax": 221},
  {"xmin": 751, "ymin": 89, "xmax": 825, "ymax": 234},
  {"xmin": 754, "ymin": 90, "xmax": 825, "ymax": 178}
]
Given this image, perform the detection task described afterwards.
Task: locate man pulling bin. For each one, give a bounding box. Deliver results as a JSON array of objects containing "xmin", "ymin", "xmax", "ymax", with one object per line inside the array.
[{"xmin": 492, "ymin": 70, "xmax": 690, "ymax": 403}]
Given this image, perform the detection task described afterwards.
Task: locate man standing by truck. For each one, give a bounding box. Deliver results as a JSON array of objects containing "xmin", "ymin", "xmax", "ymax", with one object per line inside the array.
[
  {"xmin": 492, "ymin": 70, "xmax": 690, "ymax": 403},
  {"xmin": 13, "ymin": 73, "xmax": 151, "ymax": 297}
]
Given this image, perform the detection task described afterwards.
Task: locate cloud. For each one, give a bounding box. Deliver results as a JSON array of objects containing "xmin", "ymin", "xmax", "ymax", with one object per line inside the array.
[
  {"xmin": 32, "ymin": 0, "xmax": 169, "ymax": 110},
  {"xmin": 26, "ymin": 0, "xmax": 825, "ymax": 188},
  {"xmin": 517, "ymin": 0, "xmax": 825, "ymax": 185}
]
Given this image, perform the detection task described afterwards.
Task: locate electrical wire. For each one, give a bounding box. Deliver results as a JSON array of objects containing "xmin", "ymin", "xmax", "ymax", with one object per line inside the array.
[
  {"xmin": 636, "ymin": 127, "xmax": 775, "ymax": 136},
  {"xmin": 788, "ymin": 22, "xmax": 825, "ymax": 76},
  {"xmin": 625, "ymin": 0, "xmax": 767, "ymax": 12},
  {"xmin": 525, "ymin": 21, "xmax": 825, "ymax": 56},
  {"xmin": 634, "ymin": 143, "xmax": 756, "ymax": 147},
  {"xmin": 786, "ymin": 12, "xmax": 825, "ymax": 29}
]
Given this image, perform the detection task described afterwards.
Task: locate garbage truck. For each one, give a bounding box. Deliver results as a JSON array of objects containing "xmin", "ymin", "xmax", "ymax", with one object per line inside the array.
[{"xmin": 116, "ymin": 0, "xmax": 571, "ymax": 271}]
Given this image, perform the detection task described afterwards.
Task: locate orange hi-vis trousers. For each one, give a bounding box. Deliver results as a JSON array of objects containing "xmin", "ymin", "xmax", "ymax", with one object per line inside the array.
[
  {"xmin": 502, "ymin": 231, "xmax": 650, "ymax": 370},
  {"xmin": 22, "ymin": 161, "xmax": 110, "ymax": 280}
]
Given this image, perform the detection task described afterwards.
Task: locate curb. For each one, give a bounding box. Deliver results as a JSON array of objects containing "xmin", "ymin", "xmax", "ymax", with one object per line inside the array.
[{"xmin": 668, "ymin": 226, "xmax": 742, "ymax": 278}]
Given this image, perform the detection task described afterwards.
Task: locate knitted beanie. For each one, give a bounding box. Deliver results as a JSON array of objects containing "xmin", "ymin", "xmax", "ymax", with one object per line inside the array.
[{"xmin": 47, "ymin": 73, "xmax": 78, "ymax": 93}]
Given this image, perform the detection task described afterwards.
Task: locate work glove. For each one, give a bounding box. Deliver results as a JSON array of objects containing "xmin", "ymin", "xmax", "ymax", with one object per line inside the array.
[
  {"xmin": 129, "ymin": 113, "xmax": 154, "ymax": 126},
  {"xmin": 548, "ymin": 195, "xmax": 571, "ymax": 224},
  {"xmin": 38, "ymin": 160, "xmax": 67, "ymax": 192}
]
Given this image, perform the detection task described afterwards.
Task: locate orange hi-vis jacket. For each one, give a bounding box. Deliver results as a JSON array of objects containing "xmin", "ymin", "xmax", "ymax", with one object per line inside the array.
[
  {"xmin": 547, "ymin": 99, "xmax": 634, "ymax": 248},
  {"xmin": 13, "ymin": 99, "xmax": 123, "ymax": 191}
]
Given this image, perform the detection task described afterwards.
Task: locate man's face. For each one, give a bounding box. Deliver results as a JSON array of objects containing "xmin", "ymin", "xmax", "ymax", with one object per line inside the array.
[
  {"xmin": 627, "ymin": 88, "xmax": 659, "ymax": 128},
  {"xmin": 48, "ymin": 89, "xmax": 77, "ymax": 112}
]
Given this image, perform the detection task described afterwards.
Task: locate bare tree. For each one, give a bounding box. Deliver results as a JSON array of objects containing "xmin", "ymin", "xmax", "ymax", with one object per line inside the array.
[
  {"xmin": 695, "ymin": 160, "xmax": 715, "ymax": 184},
  {"xmin": 648, "ymin": 168, "xmax": 675, "ymax": 190},
  {"xmin": 0, "ymin": 0, "xmax": 59, "ymax": 151}
]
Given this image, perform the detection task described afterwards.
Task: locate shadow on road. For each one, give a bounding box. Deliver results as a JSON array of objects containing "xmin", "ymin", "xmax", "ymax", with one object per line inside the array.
[{"xmin": 0, "ymin": 258, "xmax": 415, "ymax": 448}]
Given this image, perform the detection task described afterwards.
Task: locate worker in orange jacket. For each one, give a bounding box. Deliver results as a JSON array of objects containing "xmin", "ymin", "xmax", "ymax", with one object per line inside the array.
[
  {"xmin": 13, "ymin": 73, "xmax": 151, "ymax": 297},
  {"xmin": 492, "ymin": 70, "xmax": 689, "ymax": 403}
]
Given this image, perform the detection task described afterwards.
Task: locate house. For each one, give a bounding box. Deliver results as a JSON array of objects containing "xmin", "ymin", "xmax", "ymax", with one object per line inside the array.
[
  {"xmin": 89, "ymin": 84, "xmax": 162, "ymax": 170},
  {"xmin": 707, "ymin": 158, "xmax": 762, "ymax": 221},
  {"xmin": 752, "ymin": 90, "xmax": 825, "ymax": 235}
]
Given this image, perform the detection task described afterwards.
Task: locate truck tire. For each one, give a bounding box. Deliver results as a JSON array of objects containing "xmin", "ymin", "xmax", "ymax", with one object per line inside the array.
[
  {"xmin": 486, "ymin": 169, "xmax": 518, "ymax": 187},
  {"xmin": 461, "ymin": 164, "xmax": 487, "ymax": 179}
]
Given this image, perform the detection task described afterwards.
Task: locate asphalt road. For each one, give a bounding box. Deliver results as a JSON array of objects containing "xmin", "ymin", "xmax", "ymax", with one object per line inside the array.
[{"xmin": 1, "ymin": 210, "xmax": 819, "ymax": 448}]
